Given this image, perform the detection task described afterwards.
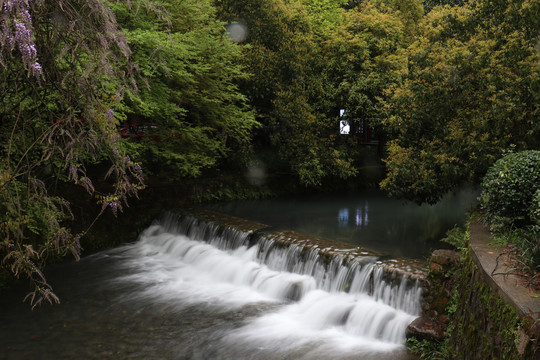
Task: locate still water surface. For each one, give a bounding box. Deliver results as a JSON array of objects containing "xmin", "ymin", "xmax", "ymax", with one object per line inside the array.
[{"xmin": 204, "ymin": 188, "xmax": 479, "ymax": 260}]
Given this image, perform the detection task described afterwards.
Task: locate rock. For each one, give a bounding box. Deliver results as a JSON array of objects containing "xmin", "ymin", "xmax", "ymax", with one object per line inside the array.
[
  {"xmin": 406, "ymin": 317, "xmax": 446, "ymax": 342},
  {"xmin": 438, "ymin": 314, "xmax": 450, "ymax": 324},
  {"xmin": 431, "ymin": 249, "xmax": 460, "ymax": 266},
  {"xmin": 514, "ymin": 328, "xmax": 529, "ymax": 355},
  {"xmin": 439, "ymin": 297, "xmax": 449, "ymax": 306},
  {"xmin": 430, "ymin": 262, "xmax": 443, "ymax": 274}
]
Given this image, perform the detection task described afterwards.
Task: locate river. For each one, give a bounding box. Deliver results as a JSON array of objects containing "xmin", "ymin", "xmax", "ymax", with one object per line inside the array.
[
  {"xmin": 204, "ymin": 187, "xmax": 479, "ymax": 260},
  {"xmin": 1, "ymin": 213, "xmax": 423, "ymax": 360}
]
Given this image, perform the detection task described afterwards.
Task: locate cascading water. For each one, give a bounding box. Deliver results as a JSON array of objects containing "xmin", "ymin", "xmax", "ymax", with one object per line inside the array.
[{"xmin": 111, "ymin": 213, "xmax": 422, "ymax": 358}]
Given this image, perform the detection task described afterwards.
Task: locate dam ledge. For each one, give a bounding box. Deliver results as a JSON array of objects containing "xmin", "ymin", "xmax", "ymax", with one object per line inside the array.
[{"xmin": 170, "ymin": 207, "xmax": 428, "ymax": 286}]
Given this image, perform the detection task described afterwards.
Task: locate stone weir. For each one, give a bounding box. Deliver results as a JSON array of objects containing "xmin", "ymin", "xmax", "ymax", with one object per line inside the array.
[{"xmin": 166, "ymin": 207, "xmax": 427, "ymax": 289}]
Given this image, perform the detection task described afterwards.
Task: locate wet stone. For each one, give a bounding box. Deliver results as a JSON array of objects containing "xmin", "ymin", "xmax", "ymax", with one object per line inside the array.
[{"xmin": 406, "ymin": 317, "xmax": 446, "ymax": 342}]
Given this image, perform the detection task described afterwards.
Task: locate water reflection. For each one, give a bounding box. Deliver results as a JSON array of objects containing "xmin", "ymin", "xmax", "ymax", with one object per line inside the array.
[
  {"xmin": 338, "ymin": 208, "xmax": 348, "ymax": 227},
  {"xmin": 339, "ymin": 202, "xmax": 369, "ymax": 228},
  {"xmin": 204, "ymin": 187, "xmax": 479, "ymax": 260}
]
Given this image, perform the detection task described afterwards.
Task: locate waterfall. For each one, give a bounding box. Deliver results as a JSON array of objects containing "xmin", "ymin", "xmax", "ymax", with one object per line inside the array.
[{"xmin": 120, "ymin": 213, "xmax": 422, "ymax": 353}]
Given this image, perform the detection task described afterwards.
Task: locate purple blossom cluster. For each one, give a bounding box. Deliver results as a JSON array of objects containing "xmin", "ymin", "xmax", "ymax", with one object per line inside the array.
[
  {"xmin": 1, "ymin": 0, "xmax": 42, "ymax": 78},
  {"xmin": 72, "ymin": 237, "xmax": 81, "ymax": 256},
  {"xmin": 109, "ymin": 201, "xmax": 118, "ymax": 216},
  {"xmin": 106, "ymin": 109, "xmax": 114, "ymax": 123},
  {"xmin": 1, "ymin": 21, "xmax": 14, "ymax": 51},
  {"xmin": 56, "ymin": 228, "xmax": 69, "ymax": 247},
  {"xmin": 132, "ymin": 163, "xmax": 143, "ymax": 183}
]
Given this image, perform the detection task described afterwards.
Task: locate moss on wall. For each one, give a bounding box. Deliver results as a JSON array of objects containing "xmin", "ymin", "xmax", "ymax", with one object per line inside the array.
[{"xmin": 446, "ymin": 248, "xmax": 538, "ymax": 359}]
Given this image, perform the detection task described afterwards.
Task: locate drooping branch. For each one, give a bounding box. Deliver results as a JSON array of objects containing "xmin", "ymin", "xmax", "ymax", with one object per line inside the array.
[{"xmin": 0, "ymin": 0, "xmax": 145, "ymax": 307}]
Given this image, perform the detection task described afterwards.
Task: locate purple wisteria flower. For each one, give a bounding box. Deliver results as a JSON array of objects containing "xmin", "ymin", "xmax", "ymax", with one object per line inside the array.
[
  {"xmin": 1, "ymin": 0, "xmax": 42, "ymax": 79},
  {"xmin": 106, "ymin": 109, "xmax": 114, "ymax": 122},
  {"xmin": 30, "ymin": 61, "xmax": 41, "ymax": 77},
  {"xmin": 109, "ymin": 201, "xmax": 118, "ymax": 216}
]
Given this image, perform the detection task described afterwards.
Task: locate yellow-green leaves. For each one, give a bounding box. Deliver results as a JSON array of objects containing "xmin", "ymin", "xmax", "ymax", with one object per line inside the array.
[{"xmin": 381, "ymin": 0, "xmax": 539, "ymax": 204}]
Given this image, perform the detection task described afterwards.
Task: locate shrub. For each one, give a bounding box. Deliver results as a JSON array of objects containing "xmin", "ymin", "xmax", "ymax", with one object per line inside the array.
[
  {"xmin": 480, "ymin": 150, "xmax": 540, "ymax": 229},
  {"xmin": 530, "ymin": 189, "xmax": 540, "ymax": 225},
  {"xmin": 442, "ymin": 225, "xmax": 470, "ymax": 250}
]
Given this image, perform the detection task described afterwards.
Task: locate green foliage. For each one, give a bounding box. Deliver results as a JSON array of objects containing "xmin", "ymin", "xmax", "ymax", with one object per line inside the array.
[
  {"xmin": 480, "ymin": 150, "xmax": 540, "ymax": 228},
  {"xmin": 301, "ymin": 0, "xmax": 348, "ymax": 31},
  {"xmin": 490, "ymin": 227, "xmax": 524, "ymax": 248},
  {"xmin": 514, "ymin": 227, "xmax": 540, "ymax": 272},
  {"xmin": 481, "ymin": 150, "xmax": 540, "ymax": 272},
  {"xmin": 423, "ymin": 0, "xmax": 468, "ymax": 13},
  {"xmin": 531, "ymin": 189, "xmax": 540, "ymax": 225},
  {"xmin": 446, "ymin": 252, "xmax": 536, "ymax": 359},
  {"xmin": 109, "ymin": 0, "xmax": 258, "ymax": 180},
  {"xmin": 326, "ymin": 0, "xmax": 412, "ymax": 131},
  {"xmin": 442, "ymin": 225, "xmax": 470, "ymax": 250},
  {"xmin": 381, "ymin": 0, "xmax": 540, "ymax": 204},
  {"xmin": 1, "ymin": 0, "xmax": 144, "ymax": 306},
  {"xmin": 215, "ymin": 0, "xmax": 426, "ymax": 187},
  {"xmin": 491, "ymin": 226, "xmax": 540, "ymax": 272},
  {"xmin": 407, "ymin": 337, "xmax": 449, "ymax": 359},
  {"xmin": 214, "ymin": 0, "xmax": 367, "ymax": 186}
]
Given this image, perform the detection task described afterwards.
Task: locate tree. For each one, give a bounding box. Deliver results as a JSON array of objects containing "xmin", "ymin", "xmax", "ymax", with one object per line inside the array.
[
  {"xmin": 380, "ymin": 0, "xmax": 540, "ymax": 204},
  {"xmin": 0, "ymin": 0, "xmax": 144, "ymax": 306},
  {"xmin": 322, "ymin": 0, "xmax": 416, "ymax": 139},
  {"xmin": 108, "ymin": 0, "xmax": 258, "ymax": 179},
  {"xmin": 215, "ymin": 0, "xmax": 358, "ymax": 187}
]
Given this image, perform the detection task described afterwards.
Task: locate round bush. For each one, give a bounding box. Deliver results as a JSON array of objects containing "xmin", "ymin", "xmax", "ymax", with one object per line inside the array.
[
  {"xmin": 530, "ymin": 189, "xmax": 540, "ymax": 225},
  {"xmin": 480, "ymin": 150, "xmax": 540, "ymax": 227}
]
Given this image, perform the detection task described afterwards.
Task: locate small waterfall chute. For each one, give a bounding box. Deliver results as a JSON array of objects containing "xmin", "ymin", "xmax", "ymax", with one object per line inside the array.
[{"xmin": 119, "ymin": 212, "xmax": 422, "ymax": 353}]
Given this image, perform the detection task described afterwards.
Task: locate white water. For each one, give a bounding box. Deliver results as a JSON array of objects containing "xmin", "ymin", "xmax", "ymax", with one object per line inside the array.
[{"xmin": 108, "ymin": 216, "xmax": 421, "ymax": 358}]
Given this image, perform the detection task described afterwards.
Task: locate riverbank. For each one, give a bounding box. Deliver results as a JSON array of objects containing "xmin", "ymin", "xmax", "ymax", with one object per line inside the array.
[
  {"xmin": 469, "ymin": 221, "xmax": 540, "ymax": 319},
  {"xmin": 409, "ymin": 220, "xmax": 539, "ymax": 359}
]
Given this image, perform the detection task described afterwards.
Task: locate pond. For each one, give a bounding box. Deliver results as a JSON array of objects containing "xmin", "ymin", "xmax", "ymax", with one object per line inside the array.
[{"xmin": 203, "ymin": 187, "xmax": 479, "ymax": 260}]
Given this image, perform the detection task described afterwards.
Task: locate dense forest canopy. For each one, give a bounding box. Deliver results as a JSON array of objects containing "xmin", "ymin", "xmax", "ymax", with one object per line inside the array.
[
  {"xmin": 107, "ymin": 0, "xmax": 258, "ymax": 179},
  {"xmin": 1, "ymin": 0, "xmax": 538, "ymax": 304},
  {"xmin": 381, "ymin": 0, "xmax": 540, "ymax": 203}
]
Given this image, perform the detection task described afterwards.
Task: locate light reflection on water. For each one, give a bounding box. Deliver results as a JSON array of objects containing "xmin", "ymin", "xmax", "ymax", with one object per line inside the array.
[{"xmin": 204, "ymin": 187, "xmax": 479, "ymax": 260}]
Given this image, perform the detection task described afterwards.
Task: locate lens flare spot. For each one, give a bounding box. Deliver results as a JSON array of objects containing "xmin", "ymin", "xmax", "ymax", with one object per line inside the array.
[{"xmin": 226, "ymin": 23, "xmax": 248, "ymax": 43}]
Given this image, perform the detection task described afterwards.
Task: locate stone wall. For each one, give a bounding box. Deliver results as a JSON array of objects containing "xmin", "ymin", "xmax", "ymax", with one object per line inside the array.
[
  {"xmin": 407, "ymin": 249, "xmax": 460, "ymax": 342},
  {"xmin": 407, "ymin": 240, "xmax": 539, "ymax": 359},
  {"xmin": 446, "ymin": 249, "xmax": 538, "ymax": 359}
]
